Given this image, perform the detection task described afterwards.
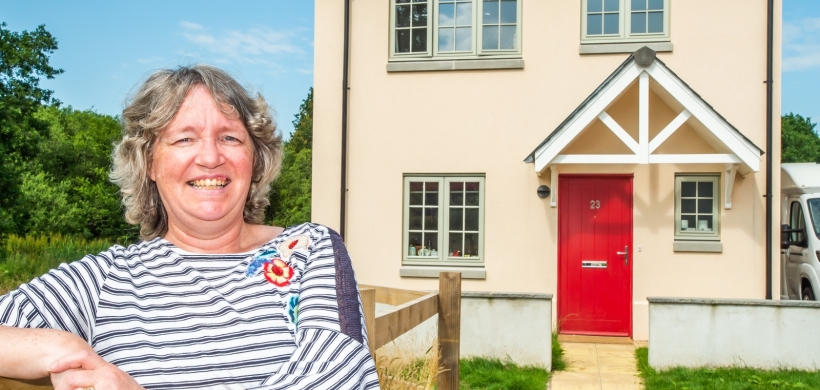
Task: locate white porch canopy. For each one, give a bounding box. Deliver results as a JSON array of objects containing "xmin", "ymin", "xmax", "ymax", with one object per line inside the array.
[{"xmin": 526, "ymin": 47, "xmax": 763, "ymax": 209}]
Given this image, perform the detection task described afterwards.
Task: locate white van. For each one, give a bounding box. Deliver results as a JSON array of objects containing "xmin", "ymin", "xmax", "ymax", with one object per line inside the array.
[{"xmin": 781, "ymin": 163, "xmax": 820, "ymax": 300}]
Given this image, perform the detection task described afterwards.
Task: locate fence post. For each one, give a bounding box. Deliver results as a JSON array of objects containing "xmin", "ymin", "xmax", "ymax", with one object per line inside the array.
[
  {"xmin": 360, "ymin": 287, "xmax": 376, "ymax": 356},
  {"xmin": 437, "ymin": 272, "xmax": 461, "ymax": 390}
]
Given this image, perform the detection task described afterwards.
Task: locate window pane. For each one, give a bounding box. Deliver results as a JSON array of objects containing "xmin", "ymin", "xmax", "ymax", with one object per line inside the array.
[
  {"xmin": 424, "ymin": 207, "xmax": 438, "ymax": 229},
  {"xmin": 681, "ymin": 199, "xmax": 696, "ymax": 214},
  {"xmin": 465, "ymin": 208, "xmax": 479, "ymax": 231},
  {"xmin": 631, "ymin": 12, "xmax": 646, "ymax": 33},
  {"xmin": 483, "ymin": 0, "xmax": 499, "ymax": 24},
  {"xmin": 587, "ymin": 14, "xmax": 603, "ymax": 35},
  {"xmin": 450, "ymin": 208, "xmax": 463, "ymax": 230},
  {"xmin": 631, "ymin": 0, "xmax": 646, "ymax": 11},
  {"xmin": 425, "ymin": 190, "xmax": 438, "ymax": 205},
  {"xmin": 647, "ymin": 11, "xmax": 663, "ymax": 33},
  {"xmin": 648, "ymin": 0, "xmax": 663, "ymax": 10},
  {"xmin": 456, "ymin": 27, "xmax": 472, "ymax": 51},
  {"xmin": 698, "ymin": 181, "xmax": 713, "ymax": 197},
  {"xmin": 456, "ymin": 2, "xmax": 472, "ymax": 25},
  {"xmin": 588, "ymin": 0, "xmax": 602, "ymax": 13},
  {"xmin": 604, "ymin": 0, "xmax": 619, "ymax": 12},
  {"xmin": 500, "ymin": 0, "xmax": 516, "ymax": 23},
  {"xmin": 397, "ymin": 0, "xmax": 410, "ymax": 3},
  {"xmin": 465, "ymin": 191, "xmax": 480, "ymax": 206},
  {"xmin": 412, "ymin": 28, "xmax": 427, "ymax": 51},
  {"xmin": 410, "ymin": 182, "xmax": 423, "ymax": 191},
  {"xmin": 410, "ymin": 192, "xmax": 423, "ymax": 205},
  {"xmin": 397, "ymin": 30, "xmax": 411, "ymax": 53},
  {"xmin": 483, "ymin": 26, "xmax": 499, "ymax": 50},
  {"xmin": 681, "ymin": 215, "xmax": 696, "ymax": 231},
  {"xmin": 439, "ymin": 28, "xmax": 455, "ymax": 51},
  {"xmin": 697, "ymin": 216, "xmax": 713, "ymax": 231},
  {"xmin": 464, "ymin": 233, "xmax": 479, "ymax": 256},
  {"xmin": 450, "ymin": 191, "xmax": 464, "ymax": 205},
  {"xmin": 449, "ymin": 233, "xmax": 463, "ymax": 256},
  {"xmin": 439, "ymin": 3, "xmax": 455, "ymax": 26},
  {"xmin": 409, "ymin": 207, "xmax": 423, "ymax": 230},
  {"xmin": 698, "ymin": 199, "xmax": 713, "ymax": 214},
  {"xmin": 681, "ymin": 182, "xmax": 696, "ymax": 197},
  {"xmin": 808, "ymin": 199, "xmax": 820, "ymax": 237},
  {"xmin": 413, "ymin": 4, "xmax": 428, "ymax": 26},
  {"xmin": 409, "ymin": 232, "xmax": 422, "ymax": 247},
  {"xmin": 604, "ymin": 13, "xmax": 619, "ymax": 34},
  {"xmin": 422, "ymin": 232, "xmax": 438, "ymax": 253},
  {"xmin": 425, "ymin": 181, "xmax": 439, "ymax": 191},
  {"xmin": 450, "ymin": 181, "xmax": 464, "ymax": 191},
  {"xmin": 396, "ymin": 5, "xmax": 411, "ymax": 27},
  {"xmin": 465, "ymin": 182, "xmax": 480, "ymax": 191}
]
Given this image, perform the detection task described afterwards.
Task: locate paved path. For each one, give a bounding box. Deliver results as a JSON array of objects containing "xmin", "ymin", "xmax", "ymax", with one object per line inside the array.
[{"xmin": 549, "ymin": 342, "xmax": 643, "ymax": 390}]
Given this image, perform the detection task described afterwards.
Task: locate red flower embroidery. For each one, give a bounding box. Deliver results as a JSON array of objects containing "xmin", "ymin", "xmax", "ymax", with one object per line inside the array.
[
  {"xmin": 288, "ymin": 240, "xmax": 298, "ymax": 249},
  {"xmin": 264, "ymin": 258, "xmax": 294, "ymax": 287}
]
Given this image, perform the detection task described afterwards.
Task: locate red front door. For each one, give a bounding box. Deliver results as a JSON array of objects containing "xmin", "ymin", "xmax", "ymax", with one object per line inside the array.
[{"xmin": 558, "ymin": 175, "xmax": 633, "ymax": 337}]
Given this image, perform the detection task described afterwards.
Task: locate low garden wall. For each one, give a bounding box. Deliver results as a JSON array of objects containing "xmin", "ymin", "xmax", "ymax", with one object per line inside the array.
[
  {"xmin": 377, "ymin": 292, "xmax": 552, "ymax": 367},
  {"xmin": 648, "ymin": 297, "xmax": 820, "ymax": 370}
]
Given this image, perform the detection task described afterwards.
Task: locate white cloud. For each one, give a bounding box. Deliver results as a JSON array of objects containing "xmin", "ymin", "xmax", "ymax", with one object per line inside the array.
[
  {"xmin": 178, "ymin": 21, "xmax": 304, "ymax": 64},
  {"xmin": 783, "ymin": 17, "xmax": 820, "ymax": 72}
]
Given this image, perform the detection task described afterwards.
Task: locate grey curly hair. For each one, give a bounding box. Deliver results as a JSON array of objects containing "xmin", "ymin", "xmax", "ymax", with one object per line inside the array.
[{"xmin": 111, "ymin": 65, "xmax": 283, "ymax": 240}]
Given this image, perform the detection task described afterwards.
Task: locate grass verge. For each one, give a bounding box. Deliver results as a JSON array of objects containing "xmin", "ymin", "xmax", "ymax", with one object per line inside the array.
[
  {"xmin": 636, "ymin": 347, "xmax": 820, "ymax": 389},
  {"xmin": 551, "ymin": 332, "xmax": 567, "ymax": 372},
  {"xmin": 461, "ymin": 357, "xmax": 550, "ymax": 390},
  {"xmin": 0, "ymin": 234, "xmax": 119, "ymax": 294}
]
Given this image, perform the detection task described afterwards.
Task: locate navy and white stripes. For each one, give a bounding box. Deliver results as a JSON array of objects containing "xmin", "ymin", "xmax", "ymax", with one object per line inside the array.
[{"xmin": 0, "ymin": 223, "xmax": 380, "ymax": 390}]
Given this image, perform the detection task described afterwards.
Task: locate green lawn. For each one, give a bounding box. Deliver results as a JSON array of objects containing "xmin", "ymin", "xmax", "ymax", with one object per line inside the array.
[
  {"xmin": 636, "ymin": 347, "xmax": 820, "ymax": 389},
  {"xmin": 460, "ymin": 357, "xmax": 550, "ymax": 390}
]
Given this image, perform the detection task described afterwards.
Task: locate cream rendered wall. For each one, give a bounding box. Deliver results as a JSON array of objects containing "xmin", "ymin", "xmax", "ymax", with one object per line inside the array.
[{"xmin": 313, "ymin": 0, "xmax": 782, "ymax": 341}]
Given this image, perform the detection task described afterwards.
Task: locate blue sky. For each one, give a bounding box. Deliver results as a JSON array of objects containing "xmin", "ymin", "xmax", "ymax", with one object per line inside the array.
[
  {"xmin": 1, "ymin": 1, "xmax": 314, "ymax": 138},
  {"xmin": 2, "ymin": 1, "xmax": 818, "ymax": 136}
]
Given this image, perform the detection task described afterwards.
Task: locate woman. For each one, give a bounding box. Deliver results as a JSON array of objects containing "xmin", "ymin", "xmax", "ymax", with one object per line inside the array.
[{"xmin": 0, "ymin": 65, "xmax": 379, "ymax": 390}]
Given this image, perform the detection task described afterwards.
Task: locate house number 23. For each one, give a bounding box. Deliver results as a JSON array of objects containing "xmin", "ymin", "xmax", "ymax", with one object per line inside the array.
[{"xmin": 590, "ymin": 200, "xmax": 601, "ymax": 209}]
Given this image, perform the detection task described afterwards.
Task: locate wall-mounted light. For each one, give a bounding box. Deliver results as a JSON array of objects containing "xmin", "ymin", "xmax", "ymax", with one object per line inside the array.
[{"xmin": 537, "ymin": 185, "xmax": 551, "ymax": 198}]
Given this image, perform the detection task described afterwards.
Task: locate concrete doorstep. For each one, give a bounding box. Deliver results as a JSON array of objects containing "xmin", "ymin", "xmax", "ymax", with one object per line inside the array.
[{"xmin": 549, "ymin": 342, "xmax": 643, "ymax": 390}]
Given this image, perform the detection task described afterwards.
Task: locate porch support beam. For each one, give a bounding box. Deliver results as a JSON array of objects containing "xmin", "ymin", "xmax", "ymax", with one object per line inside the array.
[
  {"xmin": 725, "ymin": 163, "xmax": 739, "ymax": 209},
  {"xmin": 550, "ymin": 165, "xmax": 558, "ymax": 208},
  {"xmin": 553, "ymin": 155, "xmax": 641, "ymax": 164},
  {"xmin": 646, "ymin": 154, "xmax": 742, "ymax": 164},
  {"xmin": 598, "ymin": 112, "xmax": 640, "ymax": 154},
  {"xmin": 639, "ymin": 72, "xmax": 650, "ymax": 164},
  {"xmin": 649, "ymin": 110, "xmax": 692, "ymax": 153}
]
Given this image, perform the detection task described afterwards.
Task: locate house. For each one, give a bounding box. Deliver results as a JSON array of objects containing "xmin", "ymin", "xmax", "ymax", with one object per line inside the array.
[{"xmin": 312, "ymin": 0, "xmax": 783, "ymax": 346}]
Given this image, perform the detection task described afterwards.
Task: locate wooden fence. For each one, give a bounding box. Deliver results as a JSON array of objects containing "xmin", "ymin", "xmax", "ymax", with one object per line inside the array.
[
  {"xmin": 0, "ymin": 272, "xmax": 462, "ymax": 390},
  {"xmin": 360, "ymin": 271, "xmax": 462, "ymax": 390}
]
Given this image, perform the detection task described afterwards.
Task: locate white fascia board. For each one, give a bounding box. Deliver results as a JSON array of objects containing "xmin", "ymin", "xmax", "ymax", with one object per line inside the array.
[
  {"xmin": 646, "ymin": 63, "xmax": 761, "ymax": 172},
  {"xmin": 534, "ymin": 64, "xmax": 643, "ymax": 173},
  {"xmin": 647, "ymin": 154, "xmax": 742, "ymax": 164},
  {"xmin": 553, "ymin": 154, "xmax": 641, "ymax": 164}
]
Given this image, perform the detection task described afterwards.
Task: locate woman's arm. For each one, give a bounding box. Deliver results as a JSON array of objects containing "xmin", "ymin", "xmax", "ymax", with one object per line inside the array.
[{"xmin": 0, "ymin": 325, "xmax": 94, "ymax": 379}]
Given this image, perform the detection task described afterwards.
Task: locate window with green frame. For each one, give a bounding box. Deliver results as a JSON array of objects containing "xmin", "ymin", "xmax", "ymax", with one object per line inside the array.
[
  {"xmin": 390, "ymin": 0, "xmax": 522, "ymax": 60},
  {"xmin": 674, "ymin": 174, "xmax": 720, "ymax": 241},
  {"xmin": 403, "ymin": 176, "xmax": 485, "ymax": 265},
  {"xmin": 581, "ymin": 0, "xmax": 670, "ymax": 44}
]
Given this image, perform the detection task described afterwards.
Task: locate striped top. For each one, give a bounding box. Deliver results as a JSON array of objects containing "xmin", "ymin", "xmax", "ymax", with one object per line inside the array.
[{"xmin": 0, "ymin": 223, "xmax": 380, "ymax": 390}]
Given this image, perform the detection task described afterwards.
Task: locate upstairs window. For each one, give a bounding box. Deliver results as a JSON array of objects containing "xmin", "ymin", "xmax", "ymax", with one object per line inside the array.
[
  {"xmin": 581, "ymin": 0, "xmax": 669, "ymax": 44},
  {"xmin": 390, "ymin": 0, "xmax": 522, "ymax": 60}
]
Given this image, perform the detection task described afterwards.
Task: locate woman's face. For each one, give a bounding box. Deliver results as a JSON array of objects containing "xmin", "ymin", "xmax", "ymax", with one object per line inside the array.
[{"xmin": 149, "ymin": 85, "xmax": 254, "ymax": 232}]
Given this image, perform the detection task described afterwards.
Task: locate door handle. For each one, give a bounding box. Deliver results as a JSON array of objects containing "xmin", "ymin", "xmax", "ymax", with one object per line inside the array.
[{"xmin": 616, "ymin": 246, "xmax": 629, "ymax": 266}]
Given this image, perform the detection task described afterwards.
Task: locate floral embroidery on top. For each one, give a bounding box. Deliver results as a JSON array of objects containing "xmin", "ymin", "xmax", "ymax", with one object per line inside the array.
[
  {"xmin": 245, "ymin": 248, "xmax": 280, "ymax": 278},
  {"xmin": 278, "ymin": 235, "xmax": 310, "ymax": 258},
  {"xmin": 264, "ymin": 258, "xmax": 294, "ymax": 287},
  {"xmin": 287, "ymin": 294, "xmax": 299, "ymax": 330}
]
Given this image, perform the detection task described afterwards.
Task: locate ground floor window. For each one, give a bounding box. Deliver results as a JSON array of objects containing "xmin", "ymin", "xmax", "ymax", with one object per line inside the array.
[
  {"xmin": 403, "ymin": 175, "xmax": 485, "ymax": 265},
  {"xmin": 674, "ymin": 174, "xmax": 720, "ymax": 241}
]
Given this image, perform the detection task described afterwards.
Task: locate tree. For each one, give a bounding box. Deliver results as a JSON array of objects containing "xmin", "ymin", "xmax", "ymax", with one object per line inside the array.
[
  {"xmin": 267, "ymin": 88, "xmax": 313, "ymax": 227},
  {"xmin": 0, "ymin": 23, "xmax": 63, "ymax": 235},
  {"xmin": 782, "ymin": 113, "xmax": 820, "ymax": 163}
]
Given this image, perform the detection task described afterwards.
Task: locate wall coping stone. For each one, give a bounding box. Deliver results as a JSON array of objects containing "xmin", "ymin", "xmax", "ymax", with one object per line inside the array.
[
  {"xmin": 462, "ymin": 291, "xmax": 553, "ymax": 300},
  {"xmin": 648, "ymin": 296, "xmax": 820, "ymax": 308}
]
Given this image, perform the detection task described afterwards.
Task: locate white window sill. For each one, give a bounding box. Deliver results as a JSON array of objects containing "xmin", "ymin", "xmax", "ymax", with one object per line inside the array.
[
  {"xmin": 386, "ymin": 59, "xmax": 524, "ymax": 72},
  {"xmin": 400, "ymin": 266, "xmax": 486, "ymax": 279},
  {"xmin": 673, "ymin": 241, "xmax": 723, "ymax": 253},
  {"xmin": 579, "ymin": 41, "xmax": 673, "ymax": 54}
]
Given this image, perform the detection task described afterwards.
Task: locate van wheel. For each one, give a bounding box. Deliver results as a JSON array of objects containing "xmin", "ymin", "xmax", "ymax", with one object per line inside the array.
[{"xmin": 803, "ymin": 285, "xmax": 816, "ymax": 301}]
